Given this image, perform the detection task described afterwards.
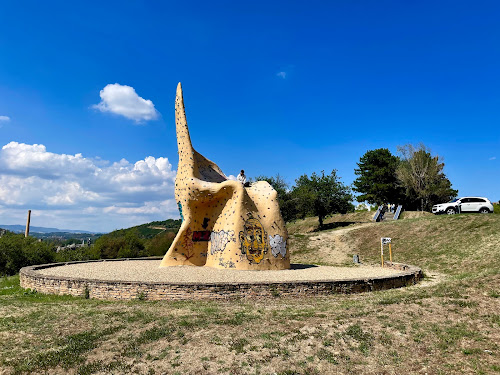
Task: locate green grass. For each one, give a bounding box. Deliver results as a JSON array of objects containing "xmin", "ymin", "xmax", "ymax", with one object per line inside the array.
[
  {"xmin": 10, "ymin": 327, "xmax": 122, "ymax": 373},
  {"xmin": 494, "ymin": 203, "xmax": 500, "ymax": 214},
  {"xmin": 105, "ymin": 219, "xmax": 181, "ymax": 239},
  {"xmin": 287, "ymin": 211, "xmax": 373, "ymax": 235},
  {"xmin": 0, "ymin": 213, "xmax": 499, "ymax": 374},
  {"xmin": 346, "ymin": 213, "xmax": 500, "ymax": 276}
]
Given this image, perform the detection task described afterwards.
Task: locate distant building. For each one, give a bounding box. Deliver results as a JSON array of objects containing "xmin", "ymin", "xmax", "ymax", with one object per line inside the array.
[
  {"xmin": 355, "ymin": 203, "xmax": 374, "ymax": 211},
  {"xmin": 56, "ymin": 240, "xmax": 89, "ymax": 252}
]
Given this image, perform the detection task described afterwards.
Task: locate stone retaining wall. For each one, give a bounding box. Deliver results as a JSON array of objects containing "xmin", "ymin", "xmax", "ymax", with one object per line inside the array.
[{"xmin": 20, "ymin": 259, "xmax": 423, "ymax": 301}]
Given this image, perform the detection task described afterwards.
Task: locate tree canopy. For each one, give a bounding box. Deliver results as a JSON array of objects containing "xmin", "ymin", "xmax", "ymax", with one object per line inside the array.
[
  {"xmin": 0, "ymin": 233, "xmax": 55, "ymax": 276},
  {"xmin": 396, "ymin": 144, "xmax": 457, "ymax": 211},
  {"xmin": 353, "ymin": 148, "xmax": 403, "ymax": 205},
  {"xmin": 292, "ymin": 170, "xmax": 353, "ymax": 228}
]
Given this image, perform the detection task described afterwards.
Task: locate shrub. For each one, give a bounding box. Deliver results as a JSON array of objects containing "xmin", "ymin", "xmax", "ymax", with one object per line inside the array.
[
  {"xmin": 54, "ymin": 246, "xmax": 100, "ymax": 263},
  {"xmin": 0, "ymin": 233, "xmax": 55, "ymax": 276},
  {"xmin": 145, "ymin": 231, "xmax": 176, "ymax": 256},
  {"xmin": 93, "ymin": 230, "xmax": 146, "ymax": 259}
]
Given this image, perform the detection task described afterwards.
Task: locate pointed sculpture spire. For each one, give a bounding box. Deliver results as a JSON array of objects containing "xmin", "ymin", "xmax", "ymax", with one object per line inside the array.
[
  {"xmin": 175, "ymin": 82, "xmax": 194, "ymax": 170},
  {"xmin": 160, "ymin": 83, "xmax": 290, "ymax": 270}
]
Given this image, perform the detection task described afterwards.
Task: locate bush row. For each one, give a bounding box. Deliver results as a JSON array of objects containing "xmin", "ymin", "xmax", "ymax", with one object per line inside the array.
[{"xmin": 0, "ymin": 229, "xmax": 176, "ymax": 276}]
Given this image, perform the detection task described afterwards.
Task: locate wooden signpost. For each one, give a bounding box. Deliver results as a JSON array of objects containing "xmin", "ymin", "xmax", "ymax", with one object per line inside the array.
[{"xmin": 380, "ymin": 237, "xmax": 392, "ymax": 267}]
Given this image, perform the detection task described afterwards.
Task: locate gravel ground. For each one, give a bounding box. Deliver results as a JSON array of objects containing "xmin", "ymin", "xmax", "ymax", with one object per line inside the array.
[{"xmin": 37, "ymin": 260, "xmax": 401, "ymax": 283}]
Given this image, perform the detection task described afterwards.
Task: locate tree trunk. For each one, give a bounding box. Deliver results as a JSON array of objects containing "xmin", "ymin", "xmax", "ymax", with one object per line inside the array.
[{"xmin": 318, "ymin": 215, "xmax": 324, "ymax": 229}]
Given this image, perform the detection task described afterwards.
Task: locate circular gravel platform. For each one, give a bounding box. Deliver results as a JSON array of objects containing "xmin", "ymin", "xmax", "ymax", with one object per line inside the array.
[{"xmin": 20, "ymin": 258, "xmax": 423, "ymax": 301}]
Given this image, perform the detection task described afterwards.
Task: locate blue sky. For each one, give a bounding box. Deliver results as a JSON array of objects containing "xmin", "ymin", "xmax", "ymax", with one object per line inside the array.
[{"xmin": 0, "ymin": 1, "xmax": 499, "ymax": 232}]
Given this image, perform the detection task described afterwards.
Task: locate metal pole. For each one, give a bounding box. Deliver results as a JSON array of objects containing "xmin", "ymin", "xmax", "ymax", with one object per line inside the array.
[
  {"xmin": 389, "ymin": 243, "xmax": 392, "ymax": 263},
  {"xmin": 380, "ymin": 241, "xmax": 384, "ymax": 267},
  {"xmin": 25, "ymin": 210, "xmax": 31, "ymax": 237}
]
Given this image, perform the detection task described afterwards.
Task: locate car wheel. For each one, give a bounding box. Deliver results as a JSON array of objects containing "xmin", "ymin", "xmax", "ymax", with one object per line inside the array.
[
  {"xmin": 479, "ymin": 208, "xmax": 490, "ymax": 214},
  {"xmin": 446, "ymin": 207, "xmax": 456, "ymax": 215}
]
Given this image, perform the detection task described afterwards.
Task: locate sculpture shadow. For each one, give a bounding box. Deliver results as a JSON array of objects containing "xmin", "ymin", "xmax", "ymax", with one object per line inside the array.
[{"xmin": 290, "ymin": 263, "xmax": 318, "ymax": 270}]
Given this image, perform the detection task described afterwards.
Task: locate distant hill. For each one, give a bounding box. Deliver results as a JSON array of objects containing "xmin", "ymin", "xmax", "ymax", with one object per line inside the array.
[
  {"xmin": 0, "ymin": 224, "xmax": 97, "ymax": 234},
  {"xmin": 105, "ymin": 219, "xmax": 182, "ymax": 239},
  {"xmin": 0, "ymin": 219, "xmax": 182, "ymax": 243}
]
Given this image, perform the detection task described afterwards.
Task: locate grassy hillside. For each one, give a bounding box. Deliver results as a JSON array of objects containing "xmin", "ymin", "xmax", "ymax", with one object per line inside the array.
[
  {"xmin": 54, "ymin": 219, "xmax": 182, "ymax": 264},
  {"xmin": 287, "ymin": 211, "xmax": 374, "ymax": 235},
  {"xmin": 287, "ymin": 210, "xmax": 435, "ymax": 236},
  {"xmin": 0, "ymin": 213, "xmax": 499, "ymax": 374},
  {"xmin": 288, "ymin": 213, "xmax": 500, "ymax": 276},
  {"xmin": 88, "ymin": 219, "xmax": 182, "ymax": 260},
  {"xmin": 348, "ymin": 214, "xmax": 500, "ymax": 276},
  {"xmin": 106, "ymin": 219, "xmax": 182, "ymax": 239}
]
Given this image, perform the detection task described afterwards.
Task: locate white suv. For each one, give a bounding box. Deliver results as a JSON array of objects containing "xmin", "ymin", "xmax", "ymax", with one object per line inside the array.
[{"xmin": 432, "ymin": 197, "xmax": 494, "ymax": 215}]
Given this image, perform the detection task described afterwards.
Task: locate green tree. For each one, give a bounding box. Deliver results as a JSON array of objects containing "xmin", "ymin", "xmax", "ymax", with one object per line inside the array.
[
  {"xmin": 146, "ymin": 231, "xmax": 176, "ymax": 256},
  {"xmin": 353, "ymin": 148, "xmax": 403, "ymax": 205},
  {"xmin": 117, "ymin": 230, "xmax": 146, "ymax": 258},
  {"xmin": 93, "ymin": 229, "xmax": 145, "ymax": 259},
  {"xmin": 292, "ymin": 170, "xmax": 353, "ymax": 228},
  {"xmin": 0, "ymin": 233, "xmax": 55, "ymax": 276},
  {"xmin": 396, "ymin": 144, "xmax": 457, "ymax": 211},
  {"xmin": 55, "ymin": 246, "xmax": 100, "ymax": 263}
]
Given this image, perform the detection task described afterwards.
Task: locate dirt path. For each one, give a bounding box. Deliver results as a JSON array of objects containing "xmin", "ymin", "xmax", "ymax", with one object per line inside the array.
[
  {"xmin": 307, "ymin": 222, "xmax": 447, "ymax": 286},
  {"xmin": 303, "ymin": 223, "xmax": 376, "ymax": 265}
]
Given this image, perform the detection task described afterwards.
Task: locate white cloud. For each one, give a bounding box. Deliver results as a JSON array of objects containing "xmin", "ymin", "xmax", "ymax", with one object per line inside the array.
[
  {"xmin": 103, "ymin": 200, "xmax": 177, "ymax": 215},
  {"xmin": 276, "ymin": 71, "xmax": 287, "ymax": 79},
  {"xmin": 489, "ymin": 156, "xmax": 496, "ymax": 160},
  {"xmin": 0, "ymin": 142, "xmax": 95, "ymax": 179},
  {"xmin": 0, "ymin": 142, "xmax": 178, "ymax": 232},
  {"xmin": 93, "ymin": 83, "xmax": 159, "ymax": 123},
  {"xmin": 0, "ymin": 116, "xmax": 10, "ymax": 128}
]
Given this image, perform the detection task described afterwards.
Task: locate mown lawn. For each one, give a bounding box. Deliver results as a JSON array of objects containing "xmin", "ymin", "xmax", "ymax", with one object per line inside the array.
[{"xmin": 0, "ymin": 213, "xmax": 499, "ymax": 374}]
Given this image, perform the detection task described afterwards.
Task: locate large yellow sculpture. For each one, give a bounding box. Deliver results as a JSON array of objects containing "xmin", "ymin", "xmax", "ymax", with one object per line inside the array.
[{"xmin": 160, "ymin": 83, "xmax": 290, "ymax": 270}]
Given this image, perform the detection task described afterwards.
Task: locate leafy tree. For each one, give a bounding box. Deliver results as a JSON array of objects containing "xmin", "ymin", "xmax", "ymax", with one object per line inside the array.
[
  {"xmin": 255, "ymin": 174, "xmax": 297, "ymax": 222},
  {"xmin": 0, "ymin": 233, "xmax": 55, "ymax": 276},
  {"xmin": 93, "ymin": 229, "xmax": 146, "ymax": 259},
  {"xmin": 396, "ymin": 144, "xmax": 457, "ymax": 211},
  {"xmin": 353, "ymin": 148, "xmax": 404, "ymax": 205},
  {"xmin": 117, "ymin": 230, "xmax": 147, "ymax": 258},
  {"xmin": 146, "ymin": 231, "xmax": 176, "ymax": 256},
  {"xmin": 292, "ymin": 170, "xmax": 353, "ymax": 228},
  {"xmin": 55, "ymin": 246, "xmax": 100, "ymax": 263}
]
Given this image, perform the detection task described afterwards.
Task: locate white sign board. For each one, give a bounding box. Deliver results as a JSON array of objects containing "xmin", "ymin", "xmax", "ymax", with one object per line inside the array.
[{"xmin": 381, "ymin": 237, "xmax": 392, "ymax": 244}]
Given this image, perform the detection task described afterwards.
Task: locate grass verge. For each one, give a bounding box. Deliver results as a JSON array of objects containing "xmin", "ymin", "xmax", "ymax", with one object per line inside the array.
[{"xmin": 0, "ymin": 213, "xmax": 499, "ymax": 374}]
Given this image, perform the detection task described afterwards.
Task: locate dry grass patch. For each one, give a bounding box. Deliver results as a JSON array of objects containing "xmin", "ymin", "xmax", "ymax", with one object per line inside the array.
[
  {"xmin": 1, "ymin": 213, "xmax": 500, "ymax": 374},
  {"xmin": 1, "ymin": 279, "xmax": 499, "ymax": 374},
  {"xmin": 287, "ymin": 211, "xmax": 374, "ymax": 235}
]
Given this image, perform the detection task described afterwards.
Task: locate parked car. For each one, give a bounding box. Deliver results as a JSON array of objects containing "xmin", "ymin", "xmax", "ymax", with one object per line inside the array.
[{"xmin": 432, "ymin": 197, "xmax": 494, "ymax": 215}]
